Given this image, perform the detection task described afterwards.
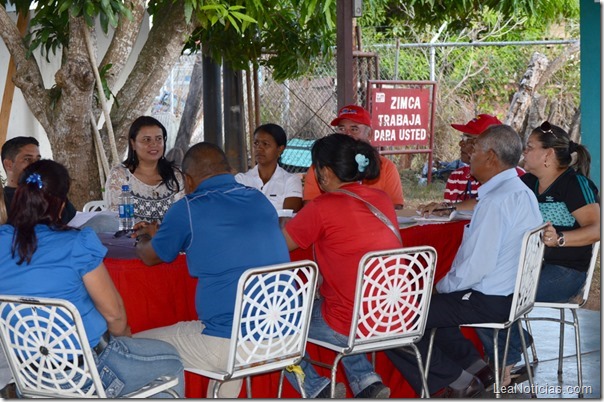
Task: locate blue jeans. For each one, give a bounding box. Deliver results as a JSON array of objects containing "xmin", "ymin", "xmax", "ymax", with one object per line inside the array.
[
  {"xmin": 95, "ymin": 335, "xmax": 185, "ymax": 397},
  {"xmin": 285, "ymin": 299, "xmax": 382, "ymax": 397},
  {"xmin": 477, "ymin": 263, "xmax": 587, "ymax": 366}
]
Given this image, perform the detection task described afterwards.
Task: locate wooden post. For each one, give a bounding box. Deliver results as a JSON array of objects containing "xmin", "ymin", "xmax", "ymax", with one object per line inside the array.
[
  {"xmin": 0, "ymin": 11, "xmax": 29, "ymax": 145},
  {"xmin": 336, "ymin": 0, "xmax": 354, "ymax": 109}
]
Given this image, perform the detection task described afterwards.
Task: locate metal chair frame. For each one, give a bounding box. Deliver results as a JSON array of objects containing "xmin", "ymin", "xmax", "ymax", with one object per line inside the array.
[
  {"xmin": 0, "ymin": 295, "xmax": 179, "ymax": 398},
  {"xmin": 522, "ymin": 241, "xmax": 600, "ymax": 398},
  {"xmin": 425, "ymin": 223, "xmax": 547, "ymax": 398},
  {"xmin": 185, "ymin": 260, "xmax": 318, "ymax": 398},
  {"xmin": 82, "ymin": 200, "xmax": 107, "ymax": 212},
  {"xmin": 307, "ymin": 246, "xmax": 438, "ymax": 398}
]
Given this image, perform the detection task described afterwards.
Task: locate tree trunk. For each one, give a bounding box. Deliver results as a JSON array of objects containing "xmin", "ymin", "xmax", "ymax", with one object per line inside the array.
[
  {"xmin": 171, "ymin": 51, "xmax": 203, "ymax": 164},
  {"xmin": 504, "ymin": 52, "xmax": 548, "ymax": 142},
  {"xmin": 50, "ymin": 17, "xmax": 99, "ymax": 209},
  {"xmin": 110, "ymin": 0, "xmax": 200, "ymax": 157},
  {"xmin": 506, "ymin": 42, "xmax": 581, "ymax": 142}
]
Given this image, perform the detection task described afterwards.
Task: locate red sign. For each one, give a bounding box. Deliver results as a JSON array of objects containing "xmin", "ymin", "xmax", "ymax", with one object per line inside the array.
[{"xmin": 370, "ymin": 87, "xmax": 431, "ymax": 146}]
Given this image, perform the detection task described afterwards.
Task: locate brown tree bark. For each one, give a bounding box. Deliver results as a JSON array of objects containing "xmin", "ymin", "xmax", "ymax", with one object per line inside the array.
[
  {"xmin": 50, "ymin": 16, "xmax": 98, "ymax": 208},
  {"xmin": 99, "ymin": 0, "xmax": 147, "ymax": 91},
  {"xmin": 172, "ymin": 52, "xmax": 203, "ymax": 164},
  {"xmin": 506, "ymin": 42, "xmax": 581, "ymax": 142},
  {"xmin": 0, "ymin": 10, "xmax": 99, "ymax": 208},
  {"xmin": 504, "ymin": 52, "xmax": 548, "ymax": 141}
]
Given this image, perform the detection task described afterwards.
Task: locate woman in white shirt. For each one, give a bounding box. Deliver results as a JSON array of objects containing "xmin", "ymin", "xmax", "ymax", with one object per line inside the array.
[
  {"xmin": 236, "ymin": 124, "xmax": 303, "ymax": 212},
  {"xmin": 105, "ymin": 116, "xmax": 185, "ymax": 222}
]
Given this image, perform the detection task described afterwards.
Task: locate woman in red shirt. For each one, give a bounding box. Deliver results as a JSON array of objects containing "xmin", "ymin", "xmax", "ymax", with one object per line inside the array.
[{"xmin": 283, "ymin": 134, "xmax": 402, "ymax": 398}]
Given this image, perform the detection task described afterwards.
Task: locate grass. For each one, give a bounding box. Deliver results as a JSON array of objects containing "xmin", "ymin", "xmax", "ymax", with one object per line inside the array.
[
  {"xmin": 401, "ymin": 169, "xmax": 447, "ymax": 210},
  {"xmin": 401, "ymin": 168, "xmax": 600, "ymax": 312}
]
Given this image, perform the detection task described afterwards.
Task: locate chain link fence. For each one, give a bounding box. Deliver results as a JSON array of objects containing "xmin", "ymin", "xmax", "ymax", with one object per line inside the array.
[{"xmin": 154, "ymin": 33, "xmax": 580, "ymax": 179}]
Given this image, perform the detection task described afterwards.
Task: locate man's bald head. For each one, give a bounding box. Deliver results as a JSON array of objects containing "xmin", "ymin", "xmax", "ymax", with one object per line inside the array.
[{"xmin": 182, "ymin": 142, "xmax": 232, "ymax": 186}]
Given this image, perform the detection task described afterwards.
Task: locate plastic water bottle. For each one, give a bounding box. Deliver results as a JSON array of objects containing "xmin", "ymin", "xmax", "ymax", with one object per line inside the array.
[{"xmin": 118, "ymin": 185, "xmax": 134, "ymax": 231}]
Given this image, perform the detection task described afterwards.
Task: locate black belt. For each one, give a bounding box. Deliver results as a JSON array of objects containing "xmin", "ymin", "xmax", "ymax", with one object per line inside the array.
[{"xmin": 93, "ymin": 330, "xmax": 110, "ymax": 355}]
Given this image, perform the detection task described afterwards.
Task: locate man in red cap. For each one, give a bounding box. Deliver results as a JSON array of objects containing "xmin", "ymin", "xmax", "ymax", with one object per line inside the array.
[
  {"xmin": 444, "ymin": 114, "xmax": 502, "ymax": 203},
  {"xmin": 303, "ymin": 105, "xmax": 405, "ymax": 208}
]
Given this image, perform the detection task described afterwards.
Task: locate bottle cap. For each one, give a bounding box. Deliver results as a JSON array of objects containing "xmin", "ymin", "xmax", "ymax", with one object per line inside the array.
[{"xmin": 122, "ymin": 185, "xmax": 130, "ymax": 191}]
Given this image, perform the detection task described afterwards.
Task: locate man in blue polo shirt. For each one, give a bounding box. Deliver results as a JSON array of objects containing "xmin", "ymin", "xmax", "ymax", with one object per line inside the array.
[{"xmin": 134, "ymin": 142, "xmax": 290, "ymax": 398}]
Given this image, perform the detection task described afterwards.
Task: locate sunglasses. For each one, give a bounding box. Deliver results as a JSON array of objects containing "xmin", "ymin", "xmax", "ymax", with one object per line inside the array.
[{"xmin": 539, "ymin": 121, "xmax": 561, "ymax": 139}]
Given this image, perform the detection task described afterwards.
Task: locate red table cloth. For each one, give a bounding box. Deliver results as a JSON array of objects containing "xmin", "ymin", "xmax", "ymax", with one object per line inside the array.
[{"xmin": 105, "ymin": 220, "xmax": 481, "ymax": 398}]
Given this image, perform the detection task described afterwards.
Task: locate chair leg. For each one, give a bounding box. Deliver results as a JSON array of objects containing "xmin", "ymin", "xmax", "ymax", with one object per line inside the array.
[
  {"xmin": 164, "ymin": 388, "xmax": 180, "ymax": 398},
  {"xmin": 246, "ymin": 376, "xmax": 252, "ymax": 398},
  {"xmin": 212, "ymin": 381, "xmax": 221, "ymax": 398},
  {"xmin": 492, "ymin": 328, "xmax": 502, "ymax": 398},
  {"xmin": 558, "ymin": 308, "xmax": 565, "ymax": 375},
  {"xmin": 409, "ymin": 343, "xmax": 431, "ymax": 399},
  {"xmin": 571, "ymin": 309, "xmax": 584, "ymax": 398},
  {"xmin": 424, "ymin": 328, "xmax": 436, "ymax": 380},
  {"xmin": 524, "ymin": 316, "xmax": 539, "ymax": 363},
  {"xmin": 331, "ymin": 354, "xmax": 343, "ymax": 398},
  {"xmin": 517, "ymin": 320, "xmax": 536, "ymax": 398}
]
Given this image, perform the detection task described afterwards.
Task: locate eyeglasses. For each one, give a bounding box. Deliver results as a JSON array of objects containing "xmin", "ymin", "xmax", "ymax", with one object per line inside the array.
[
  {"xmin": 539, "ymin": 121, "xmax": 560, "ymax": 139},
  {"xmin": 137, "ymin": 136, "xmax": 164, "ymax": 145}
]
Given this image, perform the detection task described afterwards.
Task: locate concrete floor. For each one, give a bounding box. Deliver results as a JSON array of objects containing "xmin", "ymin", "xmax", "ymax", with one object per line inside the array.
[{"xmin": 484, "ymin": 307, "xmax": 601, "ymax": 399}]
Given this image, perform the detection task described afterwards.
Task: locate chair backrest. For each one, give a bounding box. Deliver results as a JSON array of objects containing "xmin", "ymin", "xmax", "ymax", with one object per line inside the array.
[
  {"xmin": 225, "ymin": 260, "xmax": 318, "ymax": 379},
  {"xmin": 506, "ymin": 223, "xmax": 547, "ymax": 323},
  {"xmin": 348, "ymin": 246, "xmax": 438, "ymax": 353},
  {"xmin": 578, "ymin": 241, "xmax": 601, "ymax": 305},
  {"xmin": 82, "ymin": 200, "xmax": 107, "ymax": 212},
  {"xmin": 0, "ymin": 295, "xmax": 106, "ymax": 398}
]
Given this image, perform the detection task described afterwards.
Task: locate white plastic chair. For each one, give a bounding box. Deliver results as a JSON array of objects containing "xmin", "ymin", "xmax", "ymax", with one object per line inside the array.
[
  {"xmin": 522, "ymin": 241, "xmax": 600, "ymax": 397},
  {"xmin": 307, "ymin": 246, "xmax": 438, "ymax": 398},
  {"xmin": 185, "ymin": 260, "xmax": 318, "ymax": 398},
  {"xmin": 425, "ymin": 223, "xmax": 547, "ymax": 398},
  {"xmin": 82, "ymin": 200, "xmax": 107, "ymax": 212},
  {"xmin": 0, "ymin": 295, "xmax": 179, "ymax": 398}
]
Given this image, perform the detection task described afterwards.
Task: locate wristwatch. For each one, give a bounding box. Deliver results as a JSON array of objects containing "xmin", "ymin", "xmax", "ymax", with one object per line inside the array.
[{"xmin": 556, "ymin": 231, "xmax": 566, "ymax": 247}]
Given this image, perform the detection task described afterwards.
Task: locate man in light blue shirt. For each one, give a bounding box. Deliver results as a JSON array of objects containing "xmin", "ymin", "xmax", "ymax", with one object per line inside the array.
[{"xmin": 387, "ymin": 125, "xmax": 541, "ymax": 397}]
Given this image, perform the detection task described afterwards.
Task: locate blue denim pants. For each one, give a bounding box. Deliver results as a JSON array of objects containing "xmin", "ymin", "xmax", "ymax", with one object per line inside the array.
[
  {"xmin": 477, "ymin": 263, "xmax": 587, "ymax": 367},
  {"xmin": 94, "ymin": 335, "xmax": 185, "ymax": 397},
  {"xmin": 285, "ymin": 299, "xmax": 382, "ymax": 397}
]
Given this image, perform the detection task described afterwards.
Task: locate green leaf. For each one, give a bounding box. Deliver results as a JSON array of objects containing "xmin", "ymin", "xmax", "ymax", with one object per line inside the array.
[
  {"xmin": 85, "ymin": 2, "xmax": 95, "ymax": 17},
  {"xmin": 231, "ymin": 11, "xmax": 256, "ymax": 23},
  {"xmin": 184, "ymin": 2, "xmax": 193, "ymax": 23},
  {"xmin": 226, "ymin": 14, "xmax": 240, "ymax": 33},
  {"xmin": 57, "ymin": 0, "xmax": 73, "ymax": 14},
  {"xmin": 70, "ymin": 2, "xmax": 82, "ymax": 16}
]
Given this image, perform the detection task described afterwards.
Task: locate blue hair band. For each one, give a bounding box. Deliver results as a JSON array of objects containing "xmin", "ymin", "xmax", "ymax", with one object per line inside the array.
[
  {"xmin": 25, "ymin": 173, "xmax": 43, "ymax": 189},
  {"xmin": 355, "ymin": 153, "xmax": 370, "ymax": 173}
]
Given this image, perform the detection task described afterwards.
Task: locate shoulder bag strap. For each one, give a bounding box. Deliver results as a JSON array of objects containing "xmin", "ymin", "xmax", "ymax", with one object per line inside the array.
[{"xmin": 334, "ymin": 188, "xmax": 402, "ymax": 244}]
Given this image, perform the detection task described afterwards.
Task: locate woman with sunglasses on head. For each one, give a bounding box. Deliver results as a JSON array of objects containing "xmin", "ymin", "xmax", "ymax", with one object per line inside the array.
[
  {"xmin": 0, "ymin": 160, "xmax": 185, "ymax": 397},
  {"xmin": 105, "ymin": 116, "xmax": 185, "ymax": 223},
  {"xmin": 235, "ymin": 123, "xmax": 303, "ymax": 212},
  {"xmin": 477, "ymin": 121, "xmax": 600, "ymax": 385}
]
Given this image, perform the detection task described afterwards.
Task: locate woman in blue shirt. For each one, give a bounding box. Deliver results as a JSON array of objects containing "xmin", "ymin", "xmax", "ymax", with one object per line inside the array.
[{"xmin": 0, "ymin": 160, "xmax": 184, "ymax": 397}]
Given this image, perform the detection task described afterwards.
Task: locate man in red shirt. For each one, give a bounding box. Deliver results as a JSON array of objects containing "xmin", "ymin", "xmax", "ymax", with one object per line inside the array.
[
  {"xmin": 444, "ymin": 114, "xmax": 502, "ymax": 203},
  {"xmin": 303, "ymin": 105, "xmax": 405, "ymax": 208}
]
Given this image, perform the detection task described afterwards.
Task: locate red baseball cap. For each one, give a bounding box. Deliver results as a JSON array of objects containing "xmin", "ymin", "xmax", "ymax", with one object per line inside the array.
[
  {"xmin": 330, "ymin": 105, "xmax": 372, "ymax": 127},
  {"xmin": 451, "ymin": 114, "xmax": 502, "ymax": 136}
]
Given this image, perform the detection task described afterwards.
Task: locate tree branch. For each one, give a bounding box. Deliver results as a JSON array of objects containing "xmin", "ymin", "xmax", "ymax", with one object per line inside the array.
[
  {"xmin": 0, "ymin": 6, "xmax": 51, "ymax": 128},
  {"xmin": 111, "ymin": 0, "xmax": 199, "ymax": 151},
  {"xmin": 100, "ymin": 0, "xmax": 147, "ymax": 91}
]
